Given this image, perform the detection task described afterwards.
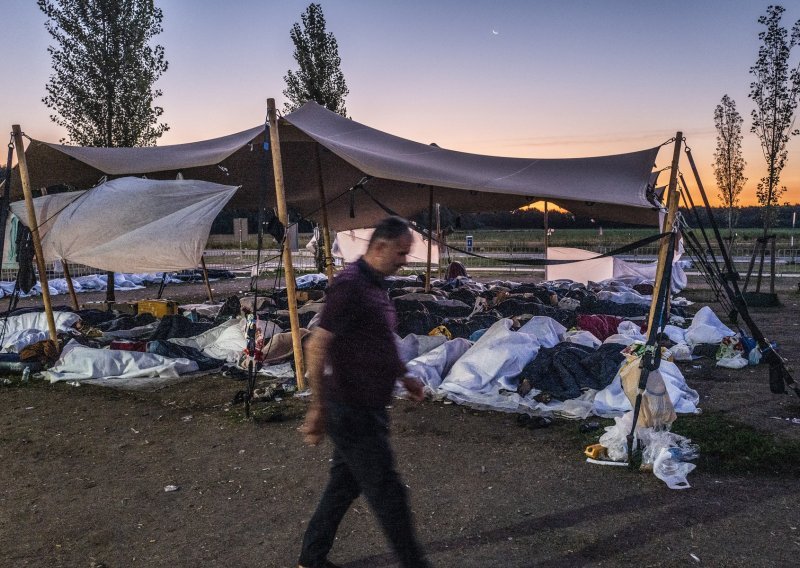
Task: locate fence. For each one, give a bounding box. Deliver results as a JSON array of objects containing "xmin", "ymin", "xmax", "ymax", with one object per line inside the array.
[{"xmin": 3, "ymin": 239, "xmax": 800, "ymax": 283}]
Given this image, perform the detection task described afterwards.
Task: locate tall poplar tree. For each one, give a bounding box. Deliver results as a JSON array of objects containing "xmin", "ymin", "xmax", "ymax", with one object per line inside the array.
[
  {"xmin": 749, "ymin": 4, "xmax": 800, "ymax": 234},
  {"xmin": 39, "ymin": 0, "xmax": 169, "ymax": 147},
  {"xmin": 713, "ymin": 95, "xmax": 747, "ymax": 239},
  {"xmin": 283, "ymin": 3, "xmax": 349, "ymax": 116}
]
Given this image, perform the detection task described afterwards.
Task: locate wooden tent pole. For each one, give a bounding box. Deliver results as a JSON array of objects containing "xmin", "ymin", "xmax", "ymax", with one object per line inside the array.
[
  {"xmin": 425, "ymin": 187, "xmax": 434, "ymax": 292},
  {"xmin": 200, "ymin": 256, "xmax": 214, "ymax": 303},
  {"xmin": 646, "ymin": 132, "xmax": 683, "ymax": 328},
  {"xmin": 267, "ymin": 99, "xmax": 306, "ymax": 390},
  {"xmin": 12, "ymin": 125, "xmax": 58, "ymax": 343},
  {"xmin": 543, "ymin": 201, "xmax": 549, "ymax": 280},
  {"xmin": 62, "ymin": 260, "xmax": 79, "ymax": 311},
  {"xmin": 314, "ymin": 145, "xmax": 334, "ymax": 282},
  {"xmin": 435, "ymin": 203, "xmax": 443, "ymax": 279}
]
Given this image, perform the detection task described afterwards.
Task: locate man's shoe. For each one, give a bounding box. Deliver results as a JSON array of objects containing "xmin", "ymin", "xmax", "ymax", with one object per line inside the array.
[{"xmin": 298, "ymin": 562, "xmax": 341, "ymax": 568}]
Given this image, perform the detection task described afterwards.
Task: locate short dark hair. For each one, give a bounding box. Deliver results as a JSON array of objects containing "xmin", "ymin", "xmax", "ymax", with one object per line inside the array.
[{"xmin": 368, "ymin": 216, "xmax": 411, "ymax": 248}]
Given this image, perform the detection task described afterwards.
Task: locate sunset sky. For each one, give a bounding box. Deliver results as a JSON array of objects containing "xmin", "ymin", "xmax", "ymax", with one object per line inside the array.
[{"xmin": 3, "ymin": 0, "xmax": 800, "ymax": 206}]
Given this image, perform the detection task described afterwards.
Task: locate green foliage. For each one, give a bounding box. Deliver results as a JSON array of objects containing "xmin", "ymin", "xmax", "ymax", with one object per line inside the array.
[
  {"xmin": 748, "ymin": 5, "xmax": 800, "ymax": 231},
  {"xmin": 672, "ymin": 411, "xmax": 800, "ymax": 476},
  {"xmin": 38, "ymin": 0, "xmax": 169, "ymax": 147},
  {"xmin": 283, "ymin": 3, "xmax": 349, "ymax": 116},
  {"xmin": 713, "ymin": 95, "xmax": 747, "ymax": 238}
]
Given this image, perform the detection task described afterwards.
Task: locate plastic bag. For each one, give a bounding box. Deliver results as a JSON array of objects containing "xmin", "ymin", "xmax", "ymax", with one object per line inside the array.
[
  {"xmin": 642, "ymin": 369, "xmax": 677, "ymax": 428},
  {"xmin": 598, "ymin": 412, "xmax": 635, "ymax": 462},
  {"xmin": 653, "ymin": 447, "xmax": 696, "ymax": 489},
  {"xmin": 617, "ymin": 320, "xmax": 645, "ymax": 340},
  {"xmin": 618, "ymin": 356, "xmax": 677, "ymax": 428},
  {"xmin": 717, "ymin": 355, "xmax": 748, "ymax": 369},
  {"xmin": 563, "ymin": 330, "xmax": 601, "ymax": 348},
  {"xmin": 670, "ymin": 343, "xmax": 692, "ymax": 361}
]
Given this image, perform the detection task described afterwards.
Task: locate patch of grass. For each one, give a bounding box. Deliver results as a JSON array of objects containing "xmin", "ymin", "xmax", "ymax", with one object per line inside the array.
[{"xmin": 671, "ymin": 411, "xmax": 800, "ymax": 477}]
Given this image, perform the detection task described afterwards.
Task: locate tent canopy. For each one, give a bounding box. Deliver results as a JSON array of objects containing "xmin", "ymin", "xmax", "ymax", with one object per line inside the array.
[
  {"xmin": 38, "ymin": 125, "xmax": 265, "ymax": 175},
  {"xmin": 10, "ymin": 177, "xmax": 238, "ymax": 273},
  {"xmin": 281, "ymin": 102, "xmax": 662, "ymax": 226},
  {"xmin": 11, "ymin": 102, "xmax": 665, "ymax": 229}
]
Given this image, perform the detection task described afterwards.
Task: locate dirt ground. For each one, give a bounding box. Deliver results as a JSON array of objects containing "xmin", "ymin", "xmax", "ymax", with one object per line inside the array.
[{"xmin": 2, "ymin": 275, "xmax": 800, "ymax": 568}]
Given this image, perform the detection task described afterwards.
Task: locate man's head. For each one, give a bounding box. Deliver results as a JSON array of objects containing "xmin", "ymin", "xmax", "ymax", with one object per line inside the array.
[{"xmin": 363, "ymin": 216, "xmax": 414, "ymax": 276}]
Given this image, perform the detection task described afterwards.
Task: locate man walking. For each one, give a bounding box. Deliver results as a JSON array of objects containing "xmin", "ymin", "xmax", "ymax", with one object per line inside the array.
[{"xmin": 298, "ymin": 216, "xmax": 431, "ymax": 568}]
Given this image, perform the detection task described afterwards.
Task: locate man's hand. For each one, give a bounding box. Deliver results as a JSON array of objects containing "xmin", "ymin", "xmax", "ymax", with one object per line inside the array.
[
  {"xmin": 298, "ymin": 404, "xmax": 325, "ymax": 446},
  {"xmin": 401, "ymin": 375, "xmax": 425, "ymax": 402}
]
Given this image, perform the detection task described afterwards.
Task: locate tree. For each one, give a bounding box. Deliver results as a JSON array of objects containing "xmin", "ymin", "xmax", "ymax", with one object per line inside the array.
[
  {"xmin": 283, "ymin": 3, "xmax": 349, "ymax": 116},
  {"xmin": 748, "ymin": 4, "xmax": 800, "ymax": 234},
  {"xmin": 39, "ymin": 0, "xmax": 169, "ymax": 147},
  {"xmin": 713, "ymin": 95, "xmax": 747, "ymax": 239}
]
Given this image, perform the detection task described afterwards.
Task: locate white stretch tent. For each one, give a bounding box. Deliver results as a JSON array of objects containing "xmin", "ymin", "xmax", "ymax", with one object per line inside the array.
[{"xmin": 10, "ymin": 177, "xmax": 238, "ymax": 273}]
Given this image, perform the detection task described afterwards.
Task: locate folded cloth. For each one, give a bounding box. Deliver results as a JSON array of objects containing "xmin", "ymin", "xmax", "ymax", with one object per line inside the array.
[{"xmin": 577, "ymin": 314, "xmax": 626, "ymax": 341}]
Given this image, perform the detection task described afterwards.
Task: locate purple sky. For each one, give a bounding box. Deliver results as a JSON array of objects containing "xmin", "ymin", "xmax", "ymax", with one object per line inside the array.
[{"xmin": 3, "ymin": 0, "xmax": 800, "ymax": 206}]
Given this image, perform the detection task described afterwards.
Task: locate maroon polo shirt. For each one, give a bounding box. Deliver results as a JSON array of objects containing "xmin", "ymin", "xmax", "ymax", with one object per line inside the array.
[{"xmin": 318, "ymin": 257, "xmax": 406, "ymax": 408}]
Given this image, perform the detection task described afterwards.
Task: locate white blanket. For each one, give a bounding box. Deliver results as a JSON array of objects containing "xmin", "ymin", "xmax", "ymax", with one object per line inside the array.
[
  {"xmin": 0, "ymin": 311, "xmax": 81, "ymax": 352},
  {"xmin": 167, "ymin": 318, "xmax": 252, "ymax": 364},
  {"xmin": 45, "ymin": 339, "xmax": 199, "ymax": 384}
]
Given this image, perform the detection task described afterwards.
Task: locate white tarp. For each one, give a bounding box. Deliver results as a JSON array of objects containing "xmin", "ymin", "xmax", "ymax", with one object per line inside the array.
[
  {"xmin": 45, "ymin": 339, "xmax": 199, "ymax": 385},
  {"xmin": 331, "ymin": 227, "xmax": 438, "ymax": 264},
  {"xmin": 440, "ymin": 317, "xmax": 565, "ymax": 397},
  {"xmin": 10, "ymin": 177, "xmax": 238, "ymax": 273},
  {"xmin": 167, "ymin": 318, "xmax": 251, "ymax": 364},
  {"xmin": 546, "ymin": 247, "xmax": 614, "ymax": 284},
  {"xmin": 592, "ymin": 360, "xmax": 701, "ymax": 416},
  {"xmin": 544, "ymin": 246, "xmax": 687, "ymax": 292},
  {"xmin": 0, "ymin": 311, "xmax": 81, "ymax": 353}
]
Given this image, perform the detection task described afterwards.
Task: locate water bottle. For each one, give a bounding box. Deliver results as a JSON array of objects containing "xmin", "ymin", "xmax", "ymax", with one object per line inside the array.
[{"xmin": 21, "ymin": 367, "xmax": 31, "ymax": 383}]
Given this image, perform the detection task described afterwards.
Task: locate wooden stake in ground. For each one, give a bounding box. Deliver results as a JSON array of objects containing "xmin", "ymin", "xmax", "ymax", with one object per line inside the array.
[
  {"xmin": 425, "ymin": 186, "xmax": 434, "ymax": 292},
  {"xmin": 200, "ymin": 256, "xmax": 214, "ymax": 303},
  {"xmin": 314, "ymin": 145, "xmax": 334, "ymax": 282},
  {"xmin": 12, "ymin": 125, "xmax": 58, "ymax": 343},
  {"xmin": 62, "ymin": 260, "xmax": 79, "ymax": 311},
  {"xmin": 543, "ymin": 201, "xmax": 549, "ymax": 280},
  {"xmin": 267, "ymin": 99, "xmax": 306, "ymax": 390}
]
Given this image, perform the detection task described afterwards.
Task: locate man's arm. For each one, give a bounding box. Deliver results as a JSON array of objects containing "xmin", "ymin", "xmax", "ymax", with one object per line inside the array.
[
  {"xmin": 400, "ymin": 375, "xmax": 425, "ymax": 402},
  {"xmin": 298, "ymin": 327, "xmax": 334, "ymax": 446}
]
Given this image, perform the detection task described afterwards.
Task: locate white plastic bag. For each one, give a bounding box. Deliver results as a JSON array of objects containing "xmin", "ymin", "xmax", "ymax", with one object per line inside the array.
[
  {"xmin": 717, "ymin": 355, "xmax": 748, "ymax": 369},
  {"xmin": 653, "ymin": 447, "xmax": 696, "ymax": 489},
  {"xmin": 598, "ymin": 412, "xmax": 635, "ymax": 462},
  {"xmin": 670, "ymin": 343, "xmax": 693, "ymax": 362},
  {"xmin": 563, "ymin": 330, "xmax": 601, "ymax": 348}
]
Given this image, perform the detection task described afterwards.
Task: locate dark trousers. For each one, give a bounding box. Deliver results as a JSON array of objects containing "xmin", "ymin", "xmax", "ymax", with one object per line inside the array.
[{"xmin": 298, "ymin": 401, "xmax": 430, "ymax": 568}]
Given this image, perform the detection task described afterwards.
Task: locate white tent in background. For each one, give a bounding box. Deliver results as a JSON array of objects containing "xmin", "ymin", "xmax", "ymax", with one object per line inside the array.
[{"xmin": 331, "ymin": 227, "xmax": 438, "ymax": 264}]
